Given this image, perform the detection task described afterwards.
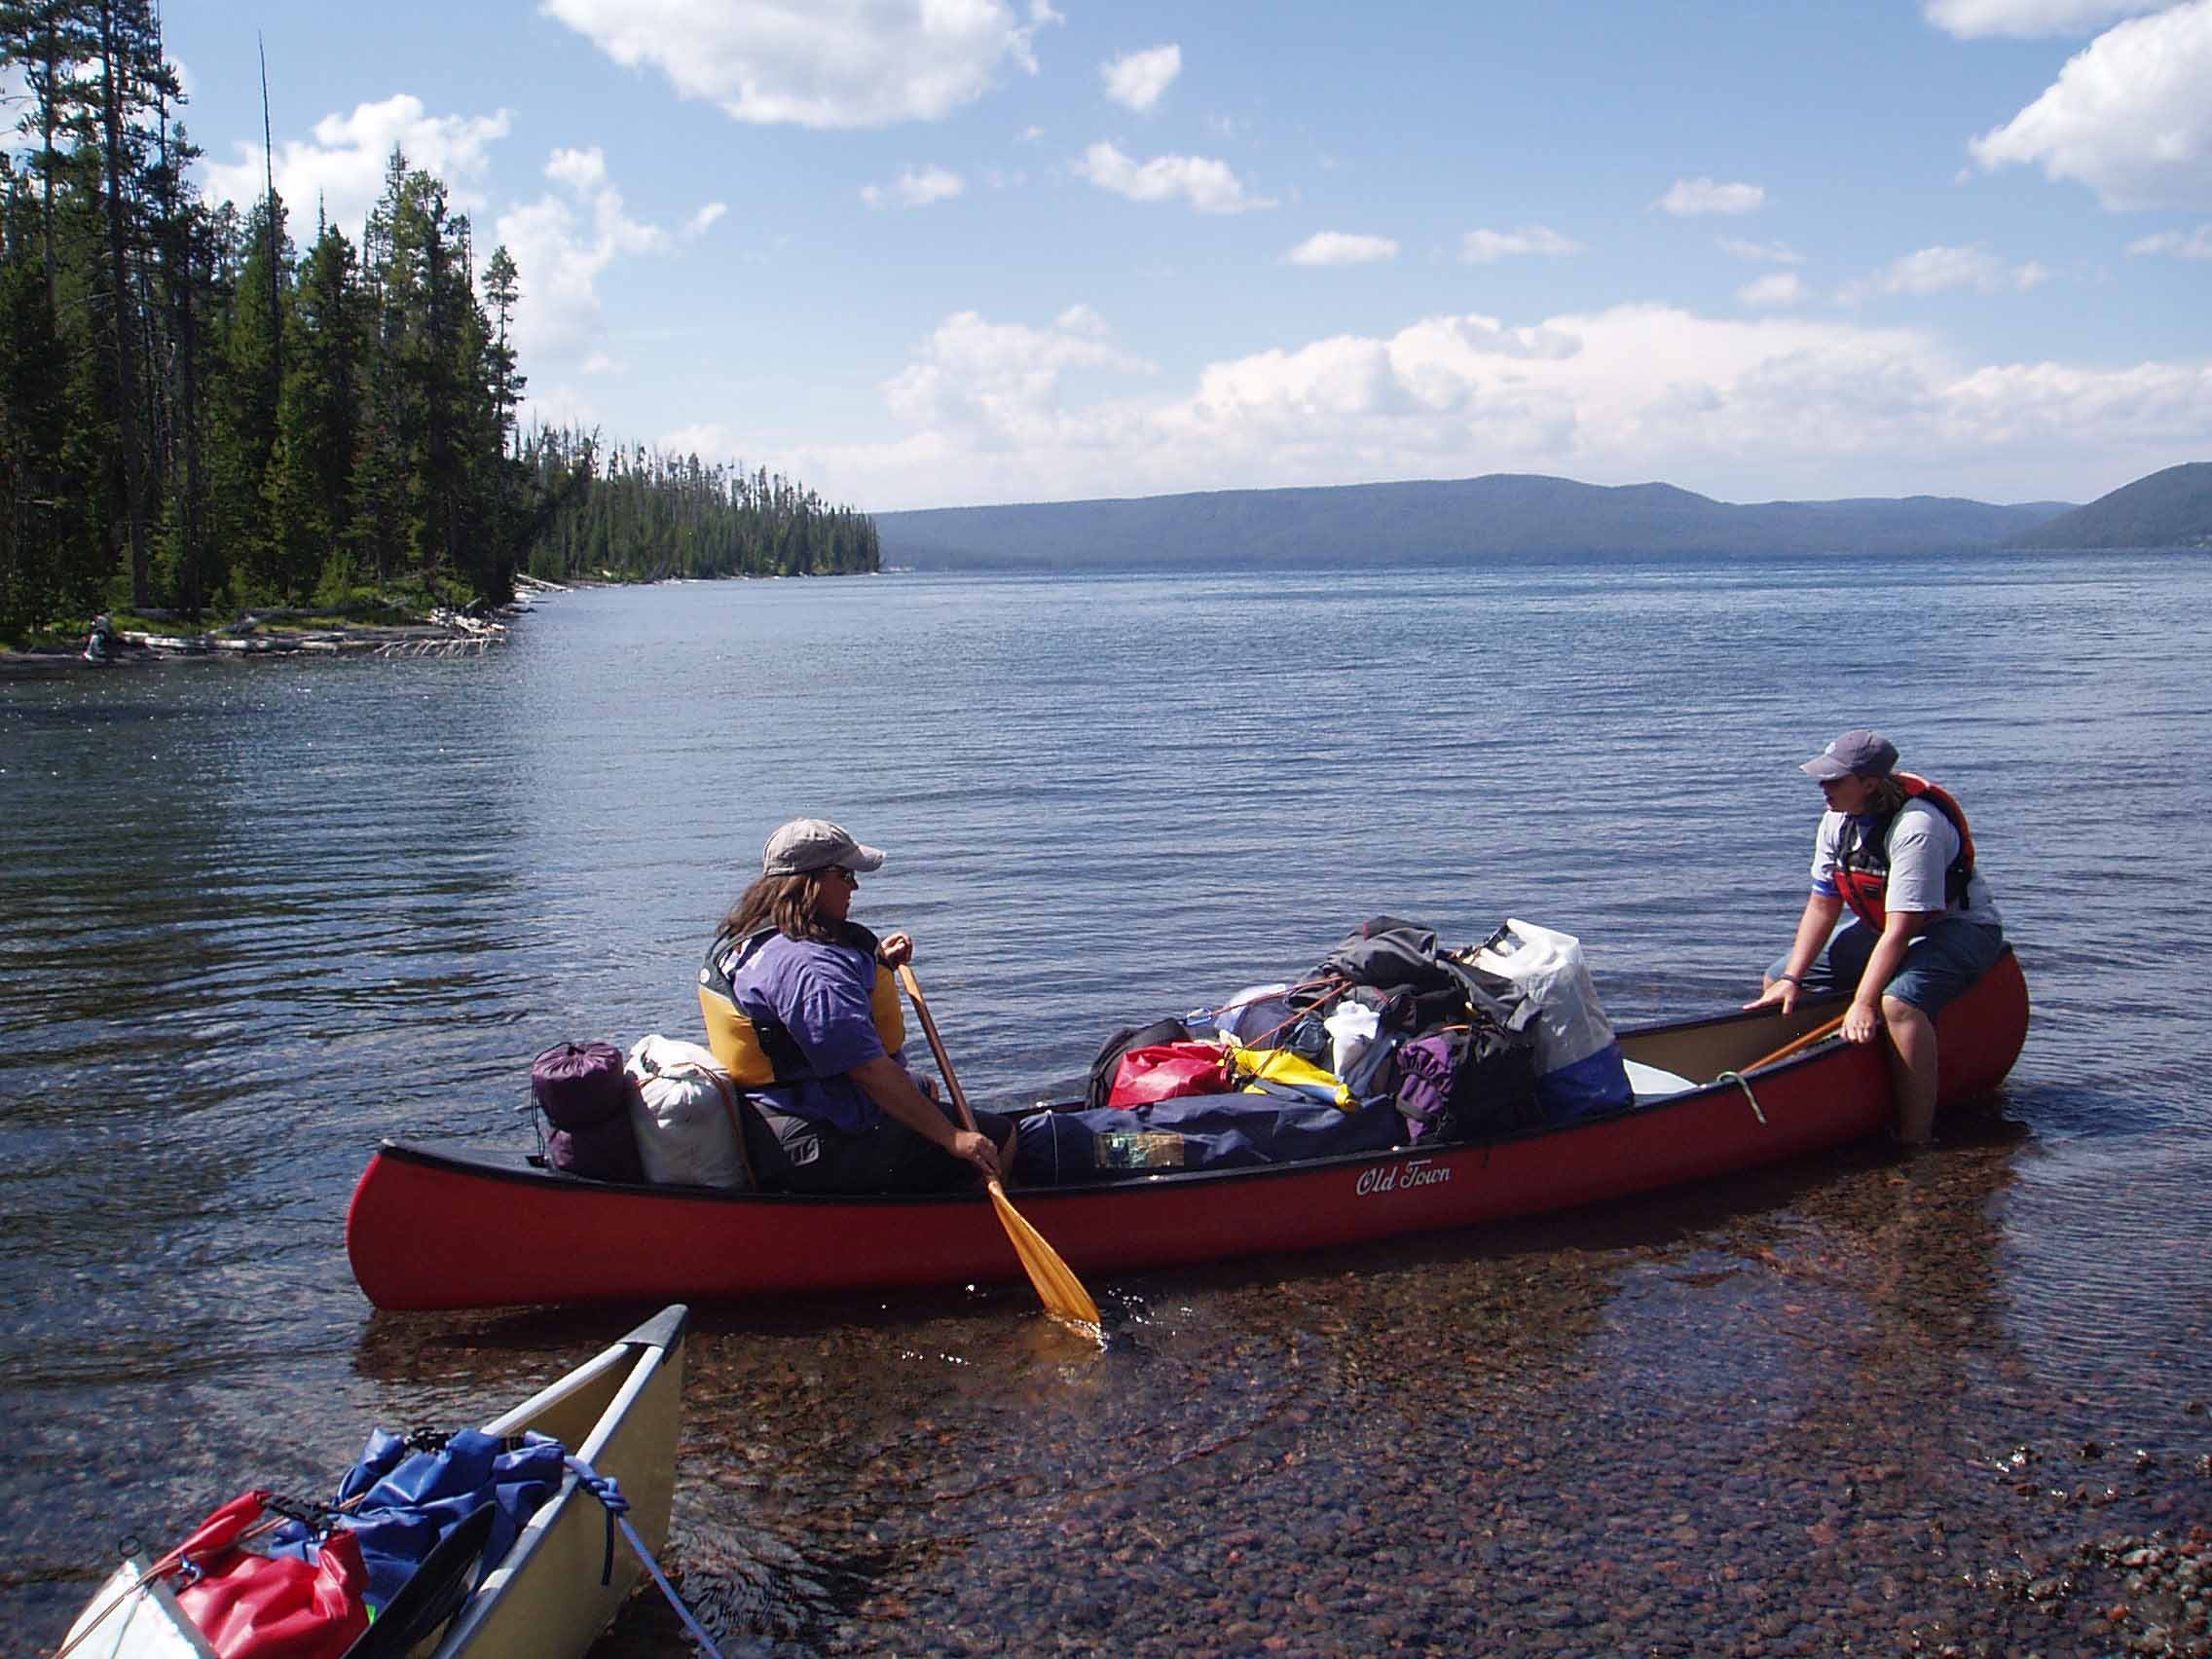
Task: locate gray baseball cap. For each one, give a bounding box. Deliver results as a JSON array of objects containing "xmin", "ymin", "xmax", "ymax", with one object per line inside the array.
[
  {"xmin": 761, "ymin": 818, "xmax": 887, "ymax": 876},
  {"xmin": 1799, "ymin": 728, "xmax": 1899, "ymax": 781}
]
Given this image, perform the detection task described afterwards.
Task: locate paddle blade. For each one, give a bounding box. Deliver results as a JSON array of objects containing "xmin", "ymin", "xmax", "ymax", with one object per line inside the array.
[{"xmin": 988, "ymin": 1180, "xmax": 1101, "ymax": 1335}]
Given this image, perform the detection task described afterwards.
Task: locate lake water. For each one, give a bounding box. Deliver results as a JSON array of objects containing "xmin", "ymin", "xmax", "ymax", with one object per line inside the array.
[{"xmin": 4, "ymin": 554, "xmax": 2210, "ymax": 1656}]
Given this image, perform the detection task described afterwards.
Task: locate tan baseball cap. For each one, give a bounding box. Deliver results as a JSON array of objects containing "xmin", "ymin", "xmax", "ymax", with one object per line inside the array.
[{"xmin": 761, "ymin": 818, "xmax": 887, "ymax": 876}]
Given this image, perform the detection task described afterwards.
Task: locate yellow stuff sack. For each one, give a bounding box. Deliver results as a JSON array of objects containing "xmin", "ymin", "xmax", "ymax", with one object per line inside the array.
[{"xmin": 1226, "ymin": 1045, "xmax": 1354, "ymax": 1111}]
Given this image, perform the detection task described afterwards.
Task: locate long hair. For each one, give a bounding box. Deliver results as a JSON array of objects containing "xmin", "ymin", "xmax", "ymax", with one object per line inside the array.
[
  {"xmin": 1864, "ymin": 775, "xmax": 1908, "ymax": 816},
  {"xmin": 720, "ymin": 870, "xmax": 841, "ymax": 945}
]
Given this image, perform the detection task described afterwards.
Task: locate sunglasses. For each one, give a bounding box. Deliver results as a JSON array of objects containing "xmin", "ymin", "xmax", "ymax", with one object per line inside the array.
[{"xmin": 824, "ymin": 866, "xmax": 858, "ymax": 885}]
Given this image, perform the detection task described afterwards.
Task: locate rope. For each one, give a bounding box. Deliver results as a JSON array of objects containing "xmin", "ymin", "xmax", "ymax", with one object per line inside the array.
[
  {"xmin": 1711, "ymin": 1071, "xmax": 1768, "ymax": 1125},
  {"xmin": 565, "ymin": 1455, "xmax": 726, "ymax": 1659}
]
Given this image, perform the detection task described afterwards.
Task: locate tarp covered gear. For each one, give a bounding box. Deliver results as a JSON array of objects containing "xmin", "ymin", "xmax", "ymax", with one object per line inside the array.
[{"xmin": 1015, "ymin": 1091, "xmax": 1403, "ymax": 1185}]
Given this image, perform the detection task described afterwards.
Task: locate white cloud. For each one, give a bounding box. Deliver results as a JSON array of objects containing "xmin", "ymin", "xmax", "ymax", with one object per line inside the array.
[
  {"xmin": 1970, "ymin": 0, "xmax": 2212, "ymax": 209},
  {"xmin": 1073, "ymin": 141, "xmax": 1275, "ymax": 213},
  {"xmin": 1841, "ymin": 244, "xmax": 2052, "ymax": 301},
  {"xmin": 1102, "ymin": 44, "xmax": 1181, "ymax": 113},
  {"xmin": 880, "ymin": 308, "xmax": 1156, "ymax": 435},
  {"xmin": 1924, "ymin": 0, "xmax": 2159, "ymax": 37},
  {"xmin": 1655, "ymin": 177, "xmax": 1766, "ymax": 216},
  {"xmin": 541, "ymin": 0, "xmax": 1058, "ymax": 129},
  {"xmin": 1458, "ymin": 225, "xmax": 1582, "ymax": 263},
  {"xmin": 685, "ymin": 203, "xmax": 728, "ymax": 239},
  {"xmin": 2129, "ymin": 224, "xmax": 2212, "ymax": 258},
  {"xmin": 1720, "ymin": 237, "xmax": 1804, "ymax": 264},
  {"xmin": 861, "ymin": 165, "xmax": 965, "ymax": 208},
  {"xmin": 201, "ymin": 95, "xmax": 510, "ymax": 236},
  {"xmin": 494, "ymin": 147, "xmax": 669, "ymax": 363},
  {"xmin": 581, "ymin": 352, "xmax": 622, "ymax": 375},
  {"xmin": 1286, "ymin": 232, "xmax": 1400, "ymax": 267},
  {"xmin": 545, "ymin": 146, "xmax": 608, "ymax": 194},
  {"xmin": 774, "ymin": 300, "xmax": 2211, "ymax": 513},
  {"xmin": 1738, "ymin": 272, "xmax": 1806, "ymax": 308}
]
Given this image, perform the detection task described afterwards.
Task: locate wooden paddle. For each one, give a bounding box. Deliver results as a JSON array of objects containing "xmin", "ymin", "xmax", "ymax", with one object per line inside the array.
[
  {"xmin": 1744, "ymin": 1010, "xmax": 1850, "ymax": 1075},
  {"xmin": 897, "ymin": 965, "xmax": 1102, "ymax": 1335}
]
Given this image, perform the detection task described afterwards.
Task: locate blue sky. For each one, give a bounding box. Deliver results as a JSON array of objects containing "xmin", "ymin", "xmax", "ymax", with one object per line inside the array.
[{"xmin": 154, "ymin": 0, "xmax": 2212, "ymax": 511}]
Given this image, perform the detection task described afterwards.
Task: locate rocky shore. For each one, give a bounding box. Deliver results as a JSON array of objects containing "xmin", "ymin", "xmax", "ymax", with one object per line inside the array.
[{"xmin": 3, "ymin": 576, "xmax": 565, "ymax": 667}]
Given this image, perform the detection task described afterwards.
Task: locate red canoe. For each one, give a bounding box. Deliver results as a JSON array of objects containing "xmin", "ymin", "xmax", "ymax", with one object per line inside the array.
[{"xmin": 347, "ymin": 950, "xmax": 2028, "ymax": 1312}]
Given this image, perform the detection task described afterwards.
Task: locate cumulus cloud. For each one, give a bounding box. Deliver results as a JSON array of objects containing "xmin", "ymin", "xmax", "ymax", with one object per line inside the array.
[
  {"xmin": 861, "ymin": 165, "xmax": 965, "ymax": 208},
  {"xmin": 1738, "ymin": 272, "xmax": 1806, "ymax": 307},
  {"xmin": 880, "ymin": 308, "xmax": 1156, "ymax": 436},
  {"xmin": 1285, "ymin": 232, "xmax": 1400, "ymax": 267},
  {"xmin": 1970, "ymin": 0, "xmax": 2212, "ymax": 209},
  {"xmin": 1841, "ymin": 244, "xmax": 2053, "ymax": 302},
  {"xmin": 685, "ymin": 203, "xmax": 728, "ymax": 239},
  {"xmin": 541, "ymin": 0, "xmax": 1059, "ymax": 129},
  {"xmin": 1655, "ymin": 177, "xmax": 1765, "ymax": 216},
  {"xmin": 770, "ymin": 299, "xmax": 2212, "ymax": 513},
  {"xmin": 201, "ymin": 94, "xmax": 510, "ymax": 235},
  {"xmin": 1073, "ymin": 141, "xmax": 1275, "ymax": 212},
  {"xmin": 494, "ymin": 146, "xmax": 669, "ymax": 363},
  {"xmin": 1102, "ymin": 44, "xmax": 1181, "ymax": 112},
  {"xmin": 1458, "ymin": 225, "xmax": 1582, "ymax": 263},
  {"xmin": 2129, "ymin": 224, "xmax": 2212, "ymax": 258},
  {"xmin": 1721, "ymin": 237, "xmax": 1804, "ymax": 264},
  {"xmin": 1924, "ymin": 0, "xmax": 2159, "ymax": 37}
]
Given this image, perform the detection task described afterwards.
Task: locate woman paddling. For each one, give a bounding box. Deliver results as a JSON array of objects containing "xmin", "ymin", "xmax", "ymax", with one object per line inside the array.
[{"xmin": 696, "ymin": 818, "xmax": 1014, "ymax": 1193}]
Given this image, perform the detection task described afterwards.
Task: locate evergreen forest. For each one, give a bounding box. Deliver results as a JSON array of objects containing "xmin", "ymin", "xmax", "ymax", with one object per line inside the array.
[{"xmin": 0, "ymin": 1, "xmax": 875, "ymax": 645}]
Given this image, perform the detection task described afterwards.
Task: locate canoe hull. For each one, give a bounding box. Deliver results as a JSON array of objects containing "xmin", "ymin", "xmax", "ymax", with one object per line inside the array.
[{"xmin": 349, "ymin": 952, "xmax": 2029, "ymax": 1312}]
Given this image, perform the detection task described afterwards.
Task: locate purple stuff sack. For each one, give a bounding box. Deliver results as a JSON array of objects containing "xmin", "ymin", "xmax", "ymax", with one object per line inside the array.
[
  {"xmin": 531, "ymin": 1041, "xmax": 645, "ymax": 1182},
  {"xmin": 1393, "ymin": 1034, "xmax": 1458, "ymax": 1143}
]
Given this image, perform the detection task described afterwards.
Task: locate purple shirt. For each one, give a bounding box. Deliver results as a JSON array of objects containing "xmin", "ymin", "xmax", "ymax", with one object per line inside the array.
[{"xmin": 728, "ymin": 931, "xmax": 895, "ymax": 1133}]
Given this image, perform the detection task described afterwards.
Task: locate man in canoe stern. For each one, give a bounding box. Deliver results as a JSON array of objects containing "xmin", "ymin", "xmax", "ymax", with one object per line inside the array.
[
  {"xmin": 697, "ymin": 818, "xmax": 1017, "ymax": 1192},
  {"xmin": 1749, "ymin": 729, "xmax": 2007, "ymax": 1144}
]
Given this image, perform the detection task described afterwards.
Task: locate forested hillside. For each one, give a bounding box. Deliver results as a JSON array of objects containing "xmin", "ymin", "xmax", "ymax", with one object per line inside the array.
[
  {"xmin": 0, "ymin": 3, "xmax": 872, "ymax": 645},
  {"xmin": 2005, "ymin": 462, "xmax": 2212, "ymax": 550},
  {"xmin": 873, "ymin": 474, "xmax": 2071, "ymax": 570}
]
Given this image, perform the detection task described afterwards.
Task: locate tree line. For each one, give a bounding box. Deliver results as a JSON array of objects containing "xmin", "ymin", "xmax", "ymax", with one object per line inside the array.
[{"xmin": 0, "ymin": 1, "xmax": 875, "ymax": 645}]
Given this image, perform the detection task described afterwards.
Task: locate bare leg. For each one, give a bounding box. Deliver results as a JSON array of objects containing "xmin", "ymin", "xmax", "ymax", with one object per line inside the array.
[{"xmin": 1881, "ymin": 995, "xmax": 1939, "ymax": 1144}]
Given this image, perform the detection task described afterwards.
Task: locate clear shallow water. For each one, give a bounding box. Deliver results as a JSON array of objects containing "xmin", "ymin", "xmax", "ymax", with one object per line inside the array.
[{"xmin": 4, "ymin": 554, "xmax": 2210, "ymax": 1656}]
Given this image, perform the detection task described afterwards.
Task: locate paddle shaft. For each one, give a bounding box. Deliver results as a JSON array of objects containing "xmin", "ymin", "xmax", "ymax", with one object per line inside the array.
[
  {"xmin": 895, "ymin": 964, "xmax": 983, "ymax": 1138},
  {"xmin": 1745, "ymin": 1011, "xmax": 1849, "ymax": 1074}
]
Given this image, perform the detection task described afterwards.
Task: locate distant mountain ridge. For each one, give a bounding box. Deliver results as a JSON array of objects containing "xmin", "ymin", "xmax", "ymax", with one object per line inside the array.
[
  {"xmin": 2005, "ymin": 462, "xmax": 2212, "ymax": 551},
  {"xmin": 874, "ymin": 473, "xmax": 2077, "ymax": 570}
]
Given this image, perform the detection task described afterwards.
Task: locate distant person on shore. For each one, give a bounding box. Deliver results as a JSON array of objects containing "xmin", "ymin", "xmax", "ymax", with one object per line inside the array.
[
  {"xmin": 83, "ymin": 613, "xmax": 118, "ymax": 662},
  {"xmin": 696, "ymin": 818, "xmax": 1014, "ymax": 1193},
  {"xmin": 1748, "ymin": 730, "xmax": 2006, "ymax": 1144}
]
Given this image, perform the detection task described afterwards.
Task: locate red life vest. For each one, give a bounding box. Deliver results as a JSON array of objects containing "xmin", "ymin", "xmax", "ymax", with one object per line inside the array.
[{"xmin": 1832, "ymin": 773, "xmax": 1977, "ymax": 930}]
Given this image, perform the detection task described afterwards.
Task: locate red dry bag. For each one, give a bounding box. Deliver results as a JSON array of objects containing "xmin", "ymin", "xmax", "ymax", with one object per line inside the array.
[
  {"xmin": 1106, "ymin": 1041, "xmax": 1234, "ymax": 1109},
  {"xmin": 171, "ymin": 1493, "xmax": 371, "ymax": 1659}
]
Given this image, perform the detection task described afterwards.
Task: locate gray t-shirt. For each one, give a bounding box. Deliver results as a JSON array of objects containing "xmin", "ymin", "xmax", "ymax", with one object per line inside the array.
[{"xmin": 1812, "ymin": 797, "xmax": 2001, "ymax": 928}]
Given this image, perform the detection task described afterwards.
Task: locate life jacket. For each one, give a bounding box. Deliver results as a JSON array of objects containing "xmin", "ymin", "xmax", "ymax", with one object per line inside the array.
[
  {"xmin": 696, "ymin": 923, "xmax": 906, "ymax": 1087},
  {"xmin": 1833, "ymin": 773, "xmax": 1976, "ymax": 930}
]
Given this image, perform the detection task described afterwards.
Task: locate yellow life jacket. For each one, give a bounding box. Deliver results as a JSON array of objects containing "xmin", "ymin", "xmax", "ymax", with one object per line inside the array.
[{"xmin": 696, "ymin": 924, "xmax": 906, "ymax": 1087}]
